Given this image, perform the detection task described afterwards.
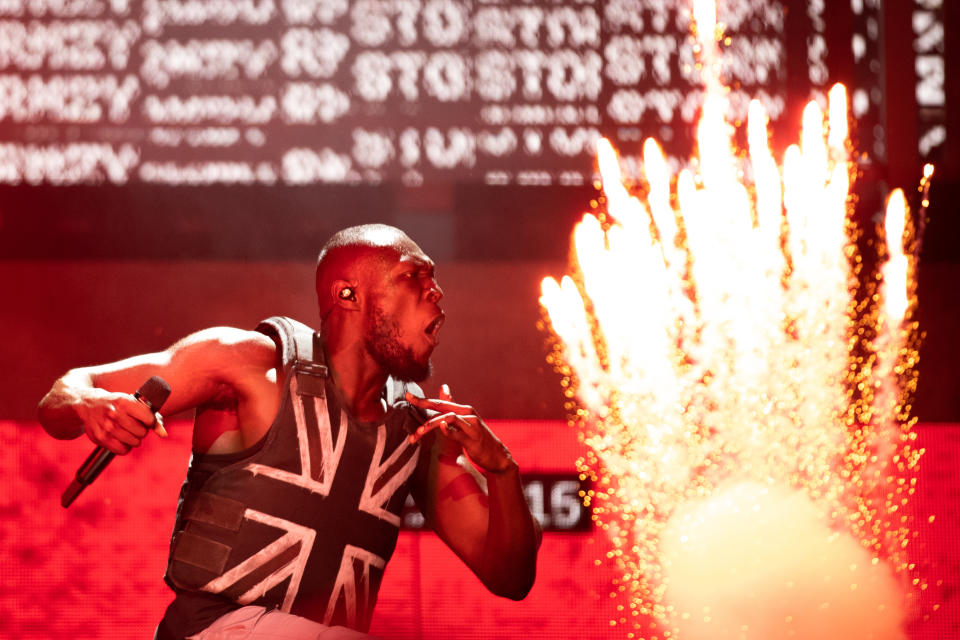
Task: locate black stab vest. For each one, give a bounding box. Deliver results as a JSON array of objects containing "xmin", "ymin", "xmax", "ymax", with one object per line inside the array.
[{"xmin": 163, "ymin": 317, "xmax": 425, "ymax": 632}]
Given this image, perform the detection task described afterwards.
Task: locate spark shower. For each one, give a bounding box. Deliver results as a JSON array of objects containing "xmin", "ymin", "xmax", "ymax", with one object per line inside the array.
[{"xmin": 540, "ymin": 1, "xmax": 931, "ymax": 638}]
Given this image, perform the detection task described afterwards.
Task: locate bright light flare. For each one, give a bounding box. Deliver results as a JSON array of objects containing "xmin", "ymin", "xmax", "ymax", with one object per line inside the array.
[
  {"xmin": 827, "ymin": 84, "xmax": 849, "ymax": 151},
  {"xmin": 883, "ymin": 189, "xmax": 910, "ymax": 323},
  {"xmin": 692, "ymin": 0, "xmax": 717, "ymax": 47},
  {"xmin": 539, "ymin": 4, "xmax": 923, "ymax": 639}
]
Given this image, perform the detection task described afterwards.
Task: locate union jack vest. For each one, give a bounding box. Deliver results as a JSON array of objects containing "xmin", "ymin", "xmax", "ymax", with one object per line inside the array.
[{"xmin": 163, "ymin": 316, "xmax": 425, "ymax": 632}]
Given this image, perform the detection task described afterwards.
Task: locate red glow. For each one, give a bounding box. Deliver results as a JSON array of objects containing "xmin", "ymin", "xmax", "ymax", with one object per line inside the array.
[{"xmin": 1, "ymin": 419, "xmax": 957, "ymax": 638}]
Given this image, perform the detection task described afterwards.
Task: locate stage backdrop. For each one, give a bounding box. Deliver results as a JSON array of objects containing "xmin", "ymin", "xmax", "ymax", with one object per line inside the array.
[{"xmin": 2, "ymin": 419, "xmax": 957, "ymax": 639}]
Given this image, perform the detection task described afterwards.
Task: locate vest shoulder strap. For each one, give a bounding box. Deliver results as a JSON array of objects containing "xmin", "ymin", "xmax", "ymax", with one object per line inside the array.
[{"xmin": 255, "ymin": 316, "xmax": 328, "ymax": 397}]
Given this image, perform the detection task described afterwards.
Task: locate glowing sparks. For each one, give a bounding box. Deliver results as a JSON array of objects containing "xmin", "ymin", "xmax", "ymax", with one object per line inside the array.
[{"xmin": 539, "ymin": 4, "xmax": 923, "ymax": 639}]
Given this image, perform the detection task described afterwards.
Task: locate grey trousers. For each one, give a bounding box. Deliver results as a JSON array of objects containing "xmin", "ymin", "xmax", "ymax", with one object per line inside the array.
[{"xmin": 187, "ymin": 606, "xmax": 379, "ymax": 640}]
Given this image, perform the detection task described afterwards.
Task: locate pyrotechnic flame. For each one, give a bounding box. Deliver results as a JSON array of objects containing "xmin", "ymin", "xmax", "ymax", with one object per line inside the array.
[
  {"xmin": 539, "ymin": 3, "xmax": 925, "ymax": 639},
  {"xmin": 883, "ymin": 190, "xmax": 909, "ymax": 323}
]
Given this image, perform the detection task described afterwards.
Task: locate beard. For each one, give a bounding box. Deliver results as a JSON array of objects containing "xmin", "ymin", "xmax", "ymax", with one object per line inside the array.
[{"xmin": 364, "ymin": 304, "xmax": 432, "ymax": 383}]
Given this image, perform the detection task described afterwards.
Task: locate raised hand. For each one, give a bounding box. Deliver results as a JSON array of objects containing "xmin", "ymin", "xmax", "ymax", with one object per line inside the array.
[{"xmin": 406, "ymin": 384, "xmax": 516, "ymax": 474}]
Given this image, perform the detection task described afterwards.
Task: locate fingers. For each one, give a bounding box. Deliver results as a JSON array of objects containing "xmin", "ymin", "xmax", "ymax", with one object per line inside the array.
[
  {"xmin": 93, "ymin": 413, "xmax": 141, "ymax": 454},
  {"xmin": 409, "ymin": 411, "xmax": 476, "ymax": 444},
  {"xmin": 96, "ymin": 429, "xmax": 131, "ymax": 455},
  {"xmin": 154, "ymin": 413, "xmax": 168, "ymax": 438},
  {"xmin": 86, "ymin": 393, "xmax": 166, "ymax": 454},
  {"xmin": 110, "ymin": 408, "xmax": 149, "ymax": 443},
  {"xmin": 116, "ymin": 394, "xmax": 166, "ymax": 438},
  {"xmin": 118, "ymin": 394, "xmax": 156, "ymax": 425},
  {"xmin": 404, "ymin": 391, "xmax": 474, "ymax": 416},
  {"xmin": 407, "ymin": 384, "xmax": 481, "ymax": 444}
]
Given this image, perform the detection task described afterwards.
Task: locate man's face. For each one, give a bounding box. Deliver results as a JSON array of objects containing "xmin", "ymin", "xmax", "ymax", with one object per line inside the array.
[{"xmin": 362, "ymin": 248, "xmax": 444, "ymax": 382}]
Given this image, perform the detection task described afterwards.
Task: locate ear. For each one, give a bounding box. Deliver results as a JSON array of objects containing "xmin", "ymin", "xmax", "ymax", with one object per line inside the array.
[{"xmin": 331, "ymin": 280, "xmax": 359, "ymax": 309}]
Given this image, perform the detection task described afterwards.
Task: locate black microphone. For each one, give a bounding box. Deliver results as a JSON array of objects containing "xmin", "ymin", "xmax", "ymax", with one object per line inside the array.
[{"xmin": 61, "ymin": 376, "xmax": 172, "ymax": 508}]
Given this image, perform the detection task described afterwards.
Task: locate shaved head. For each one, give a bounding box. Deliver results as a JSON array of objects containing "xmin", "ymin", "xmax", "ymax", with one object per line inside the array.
[
  {"xmin": 320, "ymin": 224, "xmax": 419, "ymax": 257},
  {"xmin": 315, "ymin": 224, "xmax": 423, "ymax": 317}
]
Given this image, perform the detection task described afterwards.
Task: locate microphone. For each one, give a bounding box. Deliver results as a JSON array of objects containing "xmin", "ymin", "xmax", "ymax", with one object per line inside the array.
[{"xmin": 61, "ymin": 376, "xmax": 172, "ymax": 508}]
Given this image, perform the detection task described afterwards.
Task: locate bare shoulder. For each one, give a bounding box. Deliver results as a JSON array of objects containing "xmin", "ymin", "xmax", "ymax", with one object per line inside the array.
[
  {"xmin": 70, "ymin": 326, "xmax": 280, "ymax": 420},
  {"xmin": 80, "ymin": 327, "xmax": 275, "ymax": 378},
  {"xmin": 163, "ymin": 327, "xmax": 278, "ymax": 399},
  {"xmin": 170, "ymin": 327, "xmax": 276, "ymax": 365}
]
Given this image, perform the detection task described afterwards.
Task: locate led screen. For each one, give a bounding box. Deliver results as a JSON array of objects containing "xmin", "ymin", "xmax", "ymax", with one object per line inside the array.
[{"xmin": 0, "ymin": 0, "xmax": 788, "ymax": 185}]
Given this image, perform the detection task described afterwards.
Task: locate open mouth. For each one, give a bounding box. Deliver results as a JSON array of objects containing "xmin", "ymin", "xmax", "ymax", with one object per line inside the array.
[{"xmin": 424, "ymin": 313, "xmax": 445, "ymax": 345}]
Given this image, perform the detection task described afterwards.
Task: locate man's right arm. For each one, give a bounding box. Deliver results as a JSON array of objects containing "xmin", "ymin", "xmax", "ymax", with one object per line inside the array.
[{"xmin": 37, "ymin": 327, "xmax": 278, "ymax": 454}]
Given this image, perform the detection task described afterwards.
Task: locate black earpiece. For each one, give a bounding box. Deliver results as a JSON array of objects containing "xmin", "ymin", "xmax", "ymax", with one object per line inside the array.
[{"xmin": 339, "ymin": 287, "xmax": 356, "ymax": 301}]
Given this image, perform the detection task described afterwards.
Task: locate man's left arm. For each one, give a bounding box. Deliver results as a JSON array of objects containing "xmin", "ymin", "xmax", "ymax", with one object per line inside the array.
[{"xmin": 407, "ymin": 385, "xmax": 542, "ymax": 600}]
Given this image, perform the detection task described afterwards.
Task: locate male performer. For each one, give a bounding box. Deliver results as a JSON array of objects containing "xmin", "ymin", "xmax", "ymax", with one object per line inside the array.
[{"xmin": 38, "ymin": 224, "xmax": 541, "ymax": 639}]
